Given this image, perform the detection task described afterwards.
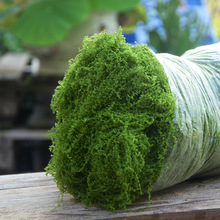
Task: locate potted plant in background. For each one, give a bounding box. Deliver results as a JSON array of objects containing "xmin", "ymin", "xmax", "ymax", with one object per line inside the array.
[
  {"xmin": 1, "ymin": 0, "xmax": 142, "ymax": 75},
  {"xmin": 147, "ymin": 0, "xmax": 206, "ymax": 56}
]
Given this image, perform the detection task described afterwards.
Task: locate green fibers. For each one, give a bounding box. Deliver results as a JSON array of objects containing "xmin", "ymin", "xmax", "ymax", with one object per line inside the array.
[{"xmin": 45, "ymin": 29, "xmax": 177, "ymax": 211}]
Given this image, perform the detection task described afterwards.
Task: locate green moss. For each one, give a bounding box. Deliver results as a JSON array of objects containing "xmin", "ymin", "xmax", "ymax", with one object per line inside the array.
[{"xmin": 45, "ymin": 29, "xmax": 176, "ymax": 211}]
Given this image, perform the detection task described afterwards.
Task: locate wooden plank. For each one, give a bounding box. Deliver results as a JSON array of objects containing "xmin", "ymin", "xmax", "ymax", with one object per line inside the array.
[
  {"xmin": 0, "ymin": 129, "xmax": 48, "ymax": 141},
  {"xmin": 0, "ymin": 172, "xmax": 220, "ymax": 219}
]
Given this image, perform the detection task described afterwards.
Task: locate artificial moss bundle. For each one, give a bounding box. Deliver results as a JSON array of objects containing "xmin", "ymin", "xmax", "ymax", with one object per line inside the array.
[{"xmin": 45, "ymin": 29, "xmax": 177, "ymax": 211}]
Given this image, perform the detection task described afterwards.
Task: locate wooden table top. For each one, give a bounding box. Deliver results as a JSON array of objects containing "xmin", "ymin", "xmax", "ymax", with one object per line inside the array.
[{"xmin": 0, "ymin": 172, "xmax": 220, "ymax": 220}]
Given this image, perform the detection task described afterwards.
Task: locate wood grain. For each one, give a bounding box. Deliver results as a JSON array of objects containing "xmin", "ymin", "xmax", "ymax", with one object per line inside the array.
[
  {"xmin": 0, "ymin": 172, "xmax": 220, "ymax": 219},
  {"xmin": 0, "ymin": 129, "xmax": 48, "ymax": 141}
]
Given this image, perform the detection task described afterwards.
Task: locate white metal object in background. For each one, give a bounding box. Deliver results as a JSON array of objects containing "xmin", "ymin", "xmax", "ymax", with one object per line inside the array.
[{"xmin": 0, "ymin": 53, "xmax": 40, "ymax": 80}]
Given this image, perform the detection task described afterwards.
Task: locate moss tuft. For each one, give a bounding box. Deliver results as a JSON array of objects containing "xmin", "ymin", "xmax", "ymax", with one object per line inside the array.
[{"xmin": 45, "ymin": 29, "xmax": 176, "ymax": 211}]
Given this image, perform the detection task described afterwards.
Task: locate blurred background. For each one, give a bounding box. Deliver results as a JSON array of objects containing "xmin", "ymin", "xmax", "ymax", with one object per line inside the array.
[{"xmin": 0, "ymin": 0, "xmax": 219, "ymax": 175}]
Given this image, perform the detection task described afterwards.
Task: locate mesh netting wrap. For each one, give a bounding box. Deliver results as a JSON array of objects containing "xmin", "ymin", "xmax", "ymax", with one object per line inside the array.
[
  {"xmin": 153, "ymin": 43, "xmax": 220, "ymax": 191},
  {"xmin": 46, "ymin": 30, "xmax": 220, "ymax": 211}
]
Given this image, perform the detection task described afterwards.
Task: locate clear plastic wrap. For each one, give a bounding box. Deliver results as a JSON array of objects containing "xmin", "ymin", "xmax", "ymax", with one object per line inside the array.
[
  {"xmin": 46, "ymin": 29, "xmax": 220, "ymax": 210},
  {"xmin": 153, "ymin": 43, "xmax": 220, "ymax": 191}
]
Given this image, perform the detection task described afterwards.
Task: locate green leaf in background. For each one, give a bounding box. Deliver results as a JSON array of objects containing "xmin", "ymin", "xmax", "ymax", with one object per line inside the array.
[
  {"xmin": 0, "ymin": 5, "xmax": 23, "ymax": 27},
  {"xmin": 9, "ymin": 0, "xmax": 90, "ymax": 46},
  {"xmin": 90, "ymin": 0, "xmax": 140, "ymax": 11},
  {"xmin": 149, "ymin": 30, "xmax": 163, "ymax": 52},
  {"xmin": 0, "ymin": 28, "xmax": 24, "ymax": 54}
]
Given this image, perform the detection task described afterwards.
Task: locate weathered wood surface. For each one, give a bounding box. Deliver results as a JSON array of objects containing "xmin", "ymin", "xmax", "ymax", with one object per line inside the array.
[
  {"xmin": 0, "ymin": 129, "xmax": 48, "ymax": 141},
  {"xmin": 0, "ymin": 172, "xmax": 220, "ymax": 220}
]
